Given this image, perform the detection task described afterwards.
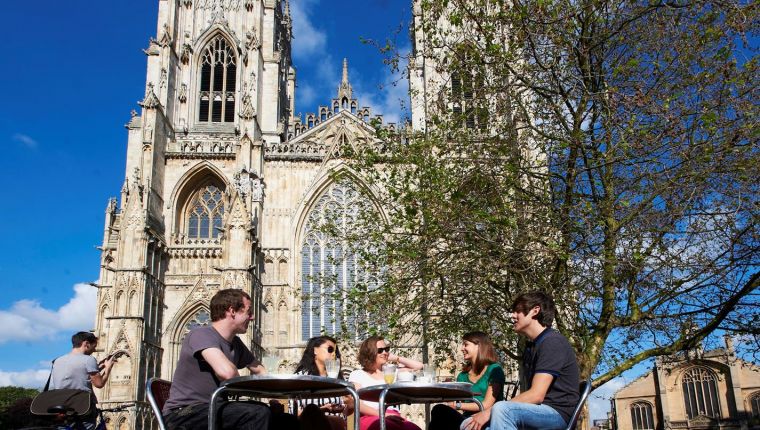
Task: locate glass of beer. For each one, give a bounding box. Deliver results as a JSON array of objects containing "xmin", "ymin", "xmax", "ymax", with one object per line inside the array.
[{"xmin": 382, "ymin": 363, "xmax": 397, "ymax": 384}]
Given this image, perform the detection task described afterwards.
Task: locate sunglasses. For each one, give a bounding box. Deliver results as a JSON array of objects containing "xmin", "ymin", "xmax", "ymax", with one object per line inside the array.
[
  {"xmin": 377, "ymin": 347, "xmax": 391, "ymax": 354},
  {"xmin": 325, "ymin": 345, "xmax": 335, "ymax": 353}
]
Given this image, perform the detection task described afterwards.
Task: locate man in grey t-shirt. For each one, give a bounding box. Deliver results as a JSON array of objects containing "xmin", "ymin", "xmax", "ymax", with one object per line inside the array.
[
  {"xmin": 51, "ymin": 331, "xmax": 115, "ymax": 392},
  {"xmin": 163, "ymin": 289, "xmax": 270, "ymax": 430},
  {"xmin": 49, "ymin": 331, "xmax": 116, "ymax": 428}
]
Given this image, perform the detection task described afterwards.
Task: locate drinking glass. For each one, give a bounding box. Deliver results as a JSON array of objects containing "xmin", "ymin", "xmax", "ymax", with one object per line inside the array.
[
  {"xmin": 325, "ymin": 359, "xmax": 340, "ymax": 378},
  {"xmin": 382, "ymin": 363, "xmax": 397, "ymax": 384},
  {"xmin": 420, "ymin": 364, "xmax": 436, "ymax": 383},
  {"xmin": 262, "ymin": 354, "xmax": 280, "ymax": 374}
]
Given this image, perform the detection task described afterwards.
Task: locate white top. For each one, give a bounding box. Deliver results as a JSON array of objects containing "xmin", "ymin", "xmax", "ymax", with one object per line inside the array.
[{"xmin": 348, "ymin": 369, "xmax": 399, "ymax": 413}]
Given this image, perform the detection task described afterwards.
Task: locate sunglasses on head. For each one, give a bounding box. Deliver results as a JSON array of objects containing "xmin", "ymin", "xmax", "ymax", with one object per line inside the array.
[{"xmin": 377, "ymin": 347, "xmax": 391, "ymax": 354}]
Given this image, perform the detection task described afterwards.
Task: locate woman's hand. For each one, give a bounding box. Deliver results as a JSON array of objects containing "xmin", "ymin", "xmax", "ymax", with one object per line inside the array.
[{"xmin": 462, "ymin": 410, "xmax": 491, "ymax": 430}]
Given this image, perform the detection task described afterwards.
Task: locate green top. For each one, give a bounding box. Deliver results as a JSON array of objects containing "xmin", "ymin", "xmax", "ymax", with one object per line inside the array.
[{"xmin": 456, "ymin": 362, "xmax": 505, "ymax": 403}]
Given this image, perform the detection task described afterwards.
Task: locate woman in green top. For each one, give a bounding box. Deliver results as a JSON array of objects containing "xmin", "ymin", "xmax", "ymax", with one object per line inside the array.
[{"xmin": 429, "ymin": 331, "xmax": 505, "ymax": 430}]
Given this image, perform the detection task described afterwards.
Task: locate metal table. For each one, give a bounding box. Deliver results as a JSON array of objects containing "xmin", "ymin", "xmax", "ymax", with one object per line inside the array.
[
  {"xmin": 209, "ymin": 374, "xmax": 360, "ymax": 430},
  {"xmin": 358, "ymin": 382, "xmax": 483, "ymax": 430}
]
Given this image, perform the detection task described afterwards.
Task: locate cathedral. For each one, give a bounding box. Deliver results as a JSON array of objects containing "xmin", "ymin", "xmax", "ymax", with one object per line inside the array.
[{"xmin": 90, "ymin": 0, "xmax": 437, "ymax": 428}]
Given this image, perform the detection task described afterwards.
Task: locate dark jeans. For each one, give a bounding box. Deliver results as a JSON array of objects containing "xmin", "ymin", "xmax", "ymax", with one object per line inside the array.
[
  {"xmin": 428, "ymin": 404, "xmax": 466, "ymax": 430},
  {"xmin": 164, "ymin": 401, "xmax": 270, "ymax": 430}
]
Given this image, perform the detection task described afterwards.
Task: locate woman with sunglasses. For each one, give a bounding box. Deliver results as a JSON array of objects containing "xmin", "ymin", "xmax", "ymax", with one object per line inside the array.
[
  {"xmin": 428, "ymin": 331, "xmax": 505, "ymax": 430},
  {"xmin": 348, "ymin": 336, "xmax": 423, "ymax": 430},
  {"xmin": 294, "ymin": 336, "xmax": 354, "ymax": 430}
]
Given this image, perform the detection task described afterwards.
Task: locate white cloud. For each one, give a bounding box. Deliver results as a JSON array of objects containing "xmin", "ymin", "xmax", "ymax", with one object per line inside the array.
[
  {"xmin": 0, "ymin": 283, "xmax": 97, "ymax": 344},
  {"xmin": 290, "ymin": 0, "xmax": 327, "ymax": 60},
  {"xmin": 588, "ymin": 376, "xmax": 628, "ymax": 421},
  {"xmin": 0, "ymin": 368, "xmax": 50, "ymax": 389},
  {"xmin": 13, "ymin": 133, "xmax": 38, "ymax": 149}
]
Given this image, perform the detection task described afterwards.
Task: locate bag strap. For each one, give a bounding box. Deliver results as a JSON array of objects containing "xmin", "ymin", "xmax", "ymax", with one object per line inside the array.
[{"xmin": 43, "ymin": 358, "xmax": 58, "ymax": 392}]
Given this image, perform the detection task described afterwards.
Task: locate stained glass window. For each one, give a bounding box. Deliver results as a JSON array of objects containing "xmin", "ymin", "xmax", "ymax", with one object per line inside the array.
[
  {"xmin": 186, "ymin": 184, "xmax": 224, "ymax": 240},
  {"xmin": 300, "ymin": 180, "xmax": 374, "ymax": 340},
  {"xmin": 682, "ymin": 366, "xmax": 721, "ymax": 419},
  {"xmin": 198, "ymin": 36, "xmax": 237, "ymax": 123}
]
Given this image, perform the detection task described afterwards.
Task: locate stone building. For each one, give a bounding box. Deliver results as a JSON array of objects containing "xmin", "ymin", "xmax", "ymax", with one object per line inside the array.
[
  {"xmin": 90, "ymin": 0, "xmax": 408, "ymax": 428},
  {"xmin": 611, "ymin": 338, "xmax": 760, "ymax": 430}
]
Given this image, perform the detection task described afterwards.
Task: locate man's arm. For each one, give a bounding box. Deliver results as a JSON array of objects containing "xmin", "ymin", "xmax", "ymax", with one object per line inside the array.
[
  {"xmin": 201, "ymin": 348, "xmax": 240, "ymax": 381},
  {"xmin": 90, "ymin": 356, "xmax": 116, "ymax": 389},
  {"xmin": 508, "ymin": 373, "xmax": 554, "ymax": 404}
]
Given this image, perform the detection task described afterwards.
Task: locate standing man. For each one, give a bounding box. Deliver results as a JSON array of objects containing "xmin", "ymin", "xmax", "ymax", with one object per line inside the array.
[
  {"xmin": 162, "ymin": 288, "xmax": 270, "ymax": 430},
  {"xmin": 461, "ymin": 291, "xmax": 580, "ymax": 430},
  {"xmin": 49, "ymin": 331, "xmax": 116, "ymax": 428}
]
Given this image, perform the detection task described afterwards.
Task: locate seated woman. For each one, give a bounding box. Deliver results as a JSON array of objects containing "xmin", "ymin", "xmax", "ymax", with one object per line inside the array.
[
  {"xmin": 428, "ymin": 331, "xmax": 505, "ymax": 430},
  {"xmin": 293, "ymin": 336, "xmax": 354, "ymax": 430},
  {"xmin": 348, "ymin": 336, "xmax": 423, "ymax": 430}
]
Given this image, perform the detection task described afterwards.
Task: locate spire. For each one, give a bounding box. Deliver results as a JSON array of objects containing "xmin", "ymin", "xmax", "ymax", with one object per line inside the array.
[{"xmin": 337, "ymin": 58, "xmax": 353, "ymax": 101}]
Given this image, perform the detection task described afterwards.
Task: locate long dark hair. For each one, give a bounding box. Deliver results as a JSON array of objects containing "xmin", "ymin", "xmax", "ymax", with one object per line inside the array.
[
  {"xmin": 295, "ymin": 335, "xmax": 341, "ymax": 376},
  {"xmin": 462, "ymin": 331, "xmax": 499, "ymax": 375}
]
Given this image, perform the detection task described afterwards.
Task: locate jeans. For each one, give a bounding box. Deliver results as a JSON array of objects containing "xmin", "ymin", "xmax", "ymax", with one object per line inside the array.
[
  {"xmin": 460, "ymin": 402, "xmax": 566, "ymax": 430},
  {"xmin": 164, "ymin": 401, "xmax": 271, "ymax": 430}
]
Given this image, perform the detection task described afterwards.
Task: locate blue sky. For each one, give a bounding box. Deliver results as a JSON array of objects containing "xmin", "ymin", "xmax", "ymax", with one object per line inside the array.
[{"xmin": 0, "ymin": 0, "xmax": 626, "ymax": 419}]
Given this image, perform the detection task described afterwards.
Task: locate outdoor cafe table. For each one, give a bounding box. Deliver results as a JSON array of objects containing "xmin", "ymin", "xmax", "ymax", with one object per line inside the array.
[
  {"xmin": 208, "ymin": 374, "xmax": 361, "ymax": 430},
  {"xmin": 358, "ymin": 382, "xmax": 483, "ymax": 430}
]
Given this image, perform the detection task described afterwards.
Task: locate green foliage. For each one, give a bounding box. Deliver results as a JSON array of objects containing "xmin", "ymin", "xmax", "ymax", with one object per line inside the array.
[{"xmin": 333, "ymin": 0, "xmax": 759, "ymax": 386}]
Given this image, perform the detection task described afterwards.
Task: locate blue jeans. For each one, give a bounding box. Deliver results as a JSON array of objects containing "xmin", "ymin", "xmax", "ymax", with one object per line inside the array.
[{"xmin": 460, "ymin": 401, "xmax": 566, "ymax": 430}]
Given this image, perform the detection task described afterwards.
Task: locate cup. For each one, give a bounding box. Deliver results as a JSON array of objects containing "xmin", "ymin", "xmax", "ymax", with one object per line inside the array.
[
  {"xmin": 325, "ymin": 359, "xmax": 340, "ymax": 378},
  {"xmin": 420, "ymin": 364, "xmax": 436, "ymax": 383},
  {"xmin": 397, "ymin": 370, "xmax": 414, "ymax": 382},
  {"xmin": 262, "ymin": 354, "xmax": 280, "ymax": 374},
  {"xmin": 382, "ymin": 363, "xmax": 397, "ymax": 384}
]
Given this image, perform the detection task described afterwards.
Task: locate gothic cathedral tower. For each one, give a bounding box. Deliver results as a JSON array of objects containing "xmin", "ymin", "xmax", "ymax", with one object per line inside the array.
[{"xmin": 93, "ymin": 0, "xmax": 293, "ymax": 428}]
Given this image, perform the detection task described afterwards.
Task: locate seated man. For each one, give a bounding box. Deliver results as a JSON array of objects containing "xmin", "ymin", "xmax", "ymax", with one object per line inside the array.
[
  {"xmin": 163, "ymin": 289, "xmax": 270, "ymax": 430},
  {"xmin": 49, "ymin": 331, "xmax": 116, "ymax": 429},
  {"xmin": 461, "ymin": 291, "xmax": 580, "ymax": 430}
]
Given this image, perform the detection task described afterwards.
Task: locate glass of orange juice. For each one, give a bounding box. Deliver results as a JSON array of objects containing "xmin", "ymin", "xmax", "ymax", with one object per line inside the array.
[{"xmin": 382, "ymin": 363, "xmax": 397, "ymax": 384}]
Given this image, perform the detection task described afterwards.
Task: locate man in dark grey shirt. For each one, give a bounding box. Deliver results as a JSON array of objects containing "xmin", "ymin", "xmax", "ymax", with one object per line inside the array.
[
  {"xmin": 163, "ymin": 289, "xmax": 270, "ymax": 430},
  {"xmin": 461, "ymin": 291, "xmax": 580, "ymax": 430}
]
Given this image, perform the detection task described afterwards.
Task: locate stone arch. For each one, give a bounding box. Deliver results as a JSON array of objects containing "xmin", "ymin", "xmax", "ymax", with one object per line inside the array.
[
  {"xmin": 127, "ymin": 290, "xmax": 139, "ymax": 315},
  {"xmin": 114, "ymin": 290, "xmax": 125, "ymax": 316},
  {"xmin": 277, "ymin": 257, "xmax": 288, "ymax": 283},
  {"xmin": 264, "ymin": 257, "xmax": 275, "ymax": 283},
  {"xmin": 169, "ymin": 161, "xmax": 229, "ymax": 237},
  {"xmin": 165, "ymin": 301, "xmax": 211, "ymax": 376}
]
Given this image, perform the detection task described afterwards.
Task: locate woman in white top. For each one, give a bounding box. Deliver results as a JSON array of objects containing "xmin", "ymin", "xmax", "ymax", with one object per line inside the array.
[
  {"xmin": 348, "ymin": 336, "xmax": 423, "ymax": 430},
  {"xmin": 294, "ymin": 335, "xmax": 354, "ymax": 430}
]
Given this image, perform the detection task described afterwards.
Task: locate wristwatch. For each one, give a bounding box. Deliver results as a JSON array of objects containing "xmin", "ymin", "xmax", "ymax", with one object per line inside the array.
[{"xmin": 455, "ymin": 401, "xmax": 462, "ymax": 411}]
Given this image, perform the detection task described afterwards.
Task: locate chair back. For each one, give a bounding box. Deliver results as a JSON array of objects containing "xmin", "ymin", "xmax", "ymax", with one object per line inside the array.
[
  {"xmin": 146, "ymin": 378, "xmax": 171, "ymax": 430},
  {"xmin": 565, "ymin": 379, "xmax": 592, "ymax": 430}
]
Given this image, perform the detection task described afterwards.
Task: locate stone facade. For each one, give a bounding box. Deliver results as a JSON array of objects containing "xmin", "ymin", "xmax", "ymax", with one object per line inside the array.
[
  {"xmin": 612, "ymin": 338, "xmax": 760, "ymax": 430},
  {"xmin": 91, "ymin": 1, "xmax": 411, "ymax": 428}
]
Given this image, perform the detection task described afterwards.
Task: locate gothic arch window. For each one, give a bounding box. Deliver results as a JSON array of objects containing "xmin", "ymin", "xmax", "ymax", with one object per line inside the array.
[
  {"xmin": 451, "ymin": 44, "xmax": 488, "ymax": 131},
  {"xmin": 185, "ymin": 183, "xmax": 225, "ymax": 241},
  {"xmin": 182, "ymin": 309, "xmax": 211, "ymax": 341},
  {"xmin": 300, "ymin": 179, "xmax": 375, "ymax": 341},
  {"xmin": 682, "ymin": 366, "xmax": 721, "ymax": 419},
  {"xmin": 198, "ymin": 35, "xmax": 237, "ymax": 123},
  {"xmin": 630, "ymin": 402, "xmax": 655, "ymax": 430},
  {"xmin": 264, "ymin": 258, "xmax": 275, "ymax": 283},
  {"xmin": 750, "ymin": 391, "xmax": 760, "ymax": 418},
  {"xmin": 115, "ymin": 290, "xmax": 124, "ymax": 315}
]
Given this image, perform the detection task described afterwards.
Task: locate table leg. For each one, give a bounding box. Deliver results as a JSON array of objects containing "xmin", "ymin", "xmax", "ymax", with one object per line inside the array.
[
  {"xmin": 345, "ymin": 386, "xmax": 361, "ymax": 430},
  {"xmin": 378, "ymin": 388, "xmax": 389, "ymax": 430},
  {"xmin": 208, "ymin": 386, "xmax": 226, "ymax": 430},
  {"xmin": 474, "ymin": 398, "xmax": 484, "ymax": 411}
]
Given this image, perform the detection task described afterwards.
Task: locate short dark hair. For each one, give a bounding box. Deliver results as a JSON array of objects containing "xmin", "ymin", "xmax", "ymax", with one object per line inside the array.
[
  {"xmin": 511, "ymin": 291, "xmax": 556, "ymax": 328},
  {"xmin": 358, "ymin": 335, "xmax": 384, "ymax": 370},
  {"xmin": 72, "ymin": 331, "xmax": 98, "ymax": 348},
  {"xmin": 462, "ymin": 331, "xmax": 499, "ymax": 374},
  {"xmin": 210, "ymin": 289, "xmax": 251, "ymax": 322}
]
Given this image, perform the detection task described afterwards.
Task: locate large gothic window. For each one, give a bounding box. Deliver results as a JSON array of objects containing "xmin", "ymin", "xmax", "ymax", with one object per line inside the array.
[
  {"xmin": 198, "ymin": 36, "xmax": 237, "ymax": 123},
  {"xmin": 186, "ymin": 184, "xmax": 224, "ymax": 240},
  {"xmin": 300, "ymin": 180, "xmax": 375, "ymax": 341},
  {"xmin": 630, "ymin": 402, "xmax": 655, "ymax": 430},
  {"xmin": 682, "ymin": 366, "xmax": 721, "ymax": 419},
  {"xmin": 184, "ymin": 309, "xmax": 210, "ymax": 338}
]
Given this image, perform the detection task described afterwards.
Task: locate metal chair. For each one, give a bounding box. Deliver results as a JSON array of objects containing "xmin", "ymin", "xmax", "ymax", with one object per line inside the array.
[
  {"xmin": 564, "ymin": 379, "xmax": 592, "ymax": 430},
  {"xmin": 146, "ymin": 377, "xmax": 172, "ymax": 430}
]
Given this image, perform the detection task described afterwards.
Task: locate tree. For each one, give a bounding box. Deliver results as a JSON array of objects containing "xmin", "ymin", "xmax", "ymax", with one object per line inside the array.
[
  {"xmin": 331, "ymin": 0, "xmax": 759, "ymax": 388},
  {"xmin": 0, "ymin": 386, "xmax": 44, "ymax": 429}
]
